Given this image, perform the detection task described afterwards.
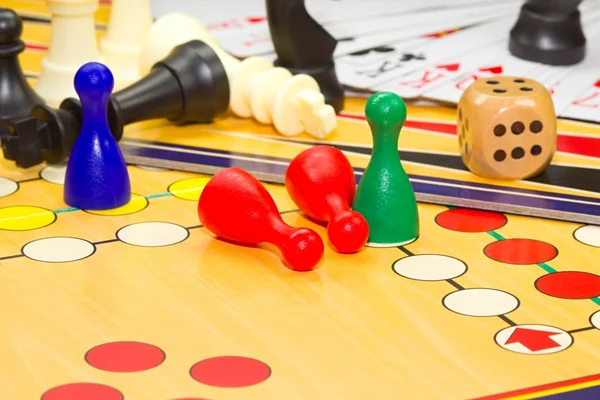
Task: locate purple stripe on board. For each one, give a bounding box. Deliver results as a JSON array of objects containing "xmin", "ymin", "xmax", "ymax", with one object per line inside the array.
[
  {"xmin": 535, "ymin": 385, "xmax": 600, "ymax": 400},
  {"xmin": 120, "ymin": 141, "xmax": 600, "ymax": 219},
  {"xmin": 121, "ymin": 138, "xmax": 600, "ymax": 204}
]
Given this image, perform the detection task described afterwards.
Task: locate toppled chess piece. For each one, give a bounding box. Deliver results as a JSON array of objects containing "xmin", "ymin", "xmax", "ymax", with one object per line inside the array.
[
  {"xmin": 266, "ymin": 0, "xmax": 345, "ymax": 113},
  {"xmin": 1, "ymin": 40, "xmax": 229, "ymax": 168},
  {"xmin": 230, "ymin": 57, "xmax": 337, "ymax": 139},
  {"xmin": 509, "ymin": 0, "xmax": 586, "ymax": 65},
  {"xmin": 139, "ymin": 12, "xmax": 337, "ymax": 139},
  {"xmin": 0, "ymin": 8, "xmax": 44, "ymax": 127}
]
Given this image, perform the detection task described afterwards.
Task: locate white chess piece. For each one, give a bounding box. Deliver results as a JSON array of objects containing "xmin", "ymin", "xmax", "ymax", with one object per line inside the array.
[
  {"xmin": 35, "ymin": 0, "xmax": 105, "ymax": 107},
  {"xmin": 100, "ymin": 0, "xmax": 153, "ymax": 90},
  {"xmin": 139, "ymin": 13, "xmax": 239, "ymax": 83},
  {"xmin": 139, "ymin": 13, "xmax": 337, "ymax": 139}
]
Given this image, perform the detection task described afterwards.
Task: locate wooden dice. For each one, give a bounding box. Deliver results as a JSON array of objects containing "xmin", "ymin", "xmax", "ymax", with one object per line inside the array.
[{"xmin": 457, "ymin": 76, "xmax": 556, "ymax": 180}]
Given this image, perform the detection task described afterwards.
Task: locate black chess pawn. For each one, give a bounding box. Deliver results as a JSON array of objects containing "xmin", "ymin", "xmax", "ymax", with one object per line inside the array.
[
  {"xmin": 509, "ymin": 0, "xmax": 586, "ymax": 65},
  {"xmin": 0, "ymin": 8, "xmax": 44, "ymax": 129},
  {"xmin": 1, "ymin": 39, "xmax": 230, "ymax": 168},
  {"xmin": 266, "ymin": 0, "xmax": 345, "ymax": 113}
]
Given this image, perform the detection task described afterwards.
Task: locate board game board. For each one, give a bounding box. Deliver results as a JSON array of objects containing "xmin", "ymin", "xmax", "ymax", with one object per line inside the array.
[
  {"xmin": 119, "ymin": 102, "xmax": 600, "ymax": 226},
  {"xmin": 2, "ymin": 1, "xmax": 600, "ymax": 399}
]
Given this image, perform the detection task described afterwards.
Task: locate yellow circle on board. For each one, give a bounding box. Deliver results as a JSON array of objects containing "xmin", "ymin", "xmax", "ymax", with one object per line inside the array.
[
  {"xmin": 86, "ymin": 194, "xmax": 149, "ymax": 216},
  {"xmin": 168, "ymin": 177, "xmax": 211, "ymax": 201},
  {"xmin": 0, "ymin": 206, "xmax": 56, "ymax": 231}
]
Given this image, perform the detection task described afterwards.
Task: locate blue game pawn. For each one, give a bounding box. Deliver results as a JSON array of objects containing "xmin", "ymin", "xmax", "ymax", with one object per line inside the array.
[{"xmin": 64, "ymin": 62, "xmax": 131, "ymax": 210}]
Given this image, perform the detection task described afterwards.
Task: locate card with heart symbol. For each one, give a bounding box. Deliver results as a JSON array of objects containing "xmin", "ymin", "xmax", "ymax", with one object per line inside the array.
[{"xmin": 335, "ymin": 16, "xmax": 515, "ymax": 90}]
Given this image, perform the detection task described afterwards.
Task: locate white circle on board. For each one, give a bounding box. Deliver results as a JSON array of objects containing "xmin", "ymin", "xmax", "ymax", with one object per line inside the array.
[
  {"xmin": 574, "ymin": 225, "xmax": 600, "ymax": 248},
  {"xmin": 590, "ymin": 311, "xmax": 600, "ymax": 329},
  {"xmin": 443, "ymin": 288, "xmax": 519, "ymax": 317},
  {"xmin": 40, "ymin": 165, "xmax": 67, "ymax": 184},
  {"xmin": 495, "ymin": 324, "xmax": 572, "ymax": 355},
  {"xmin": 0, "ymin": 177, "xmax": 18, "ymax": 197},
  {"xmin": 392, "ymin": 254, "xmax": 467, "ymax": 281},
  {"xmin": 23, "ymin": 237, "xmax": 95, "ymax": 262},
  {"xmin": 117, "ymin": 221, "xmax": 189, "ymax": 247}
]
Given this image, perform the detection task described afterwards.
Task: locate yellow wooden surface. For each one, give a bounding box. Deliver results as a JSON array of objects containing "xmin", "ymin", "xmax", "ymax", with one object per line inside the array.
[{"xmin": 1, "ymin": 2, "xmax": 600, "ymax": 399}]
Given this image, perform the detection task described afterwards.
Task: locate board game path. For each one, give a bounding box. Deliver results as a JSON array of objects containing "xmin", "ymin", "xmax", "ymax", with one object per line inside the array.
[{"xmin": 3, "ymin": 158, "xmax": 600, "ymax": 398}]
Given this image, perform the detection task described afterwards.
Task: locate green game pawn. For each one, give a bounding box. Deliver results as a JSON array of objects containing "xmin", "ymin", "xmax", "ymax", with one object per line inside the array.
[{"xmin": 352, "ymin": 91, "xmax": 419, "ymax": 247}]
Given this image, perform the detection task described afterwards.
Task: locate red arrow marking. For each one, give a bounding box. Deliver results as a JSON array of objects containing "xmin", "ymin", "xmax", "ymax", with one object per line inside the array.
[
  {"xmin": 479, "ymin": 65, "xmax": 503, "ymax": 74},
  {"xmin": 436, "ymin": 63, "xmax": 460, "ymax": 72},
  {"xmin": 504, "ymin": 327, "xmax": 562, "ymax": 352}
]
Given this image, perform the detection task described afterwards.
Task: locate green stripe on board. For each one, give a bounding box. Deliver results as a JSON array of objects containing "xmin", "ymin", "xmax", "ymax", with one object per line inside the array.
[
  {"xmin": 486, "ymin": 230, "xmax": 504, "ymax": 241},
  {"xmin": 145, "ymin": 192, "xmax": 172, "ymax": 199},
  {"xmin": 54, "ymin": 207, "xmax": 78, "ymax": 214},
  {"xmin": 51, "ymin": 192, "xmax": 173, "ymax": 215}
]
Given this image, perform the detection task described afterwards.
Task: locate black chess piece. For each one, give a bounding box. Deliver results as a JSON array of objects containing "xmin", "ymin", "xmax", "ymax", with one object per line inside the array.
[
  {"xmin": 0, "ymin": 8, "xmax": 44, "ymax": 129},
  {"xmin": 266, "ymin": 0, "xmax": 344, "ymax": 113},
  {"xmin": 1, "ymin": 40, "xmax": 230, "ymax": 168},
  {"xmin": 509, "ymin": 0, "xmax": 586, "ymax": 65}
]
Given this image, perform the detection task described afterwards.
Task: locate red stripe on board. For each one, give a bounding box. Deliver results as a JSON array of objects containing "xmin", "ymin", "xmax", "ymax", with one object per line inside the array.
[
  {"xmin": 340, "ymin": 112, "xmax": 457, "ymax": 134},
  {"xmin": 26, "ymin": 43, "xmax": 48, "ymax": 51},
  {"xmin": 557, "ymin": 134, "xmax": 600, "ymax": 158},
  {"xmin": 472, "ymin": 374, "xmax": 600, "ymax": 400},
  {"xmin": 338, "ymin": 112, "xmax": 600, "ymax": 159}
]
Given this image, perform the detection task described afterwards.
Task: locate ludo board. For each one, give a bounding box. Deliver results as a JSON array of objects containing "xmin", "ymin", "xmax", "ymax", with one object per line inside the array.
[{"xmin": 120, "ymin": 99, "xmax": 600, "ymax": 225}]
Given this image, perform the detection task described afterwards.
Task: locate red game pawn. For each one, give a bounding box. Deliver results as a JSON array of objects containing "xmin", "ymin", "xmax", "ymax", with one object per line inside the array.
[
  {"xmin": 285, "ymin": 146, "xmax": 369, "ymax": 253},
  {"xmin": 197, "ymin": 167, "xmax": 324, "ymax": 271}
]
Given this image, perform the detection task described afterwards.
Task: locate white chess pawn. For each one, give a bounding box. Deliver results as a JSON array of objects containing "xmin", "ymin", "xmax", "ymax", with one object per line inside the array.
[
  {"xmin": 139, "ymin": 13, "xmax": 337, "ymax": 139},
  {"xmin": 100, "ymin": 0, "xmax": 153, "ymax": 89},
  {"xmin": 35, "ymin": 0, "xmax": 105, "ymax": 107}
]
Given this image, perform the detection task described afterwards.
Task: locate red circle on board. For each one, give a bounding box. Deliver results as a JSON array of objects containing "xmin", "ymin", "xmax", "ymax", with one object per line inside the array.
[
  {"xmin": 42, "ymin": 383, "xmax": 123, "ymax": 400},
  {"xmin": 85, "ymin": 341, "xmax": 165, "ymax": 372},
  {"xmin": 435, "ymin": 208, "xmax": 507, "ymax": 232},
  {"xmin": 536, "ymin": 271, "xmax": 600, "ymax": 299},
  {"xmin": 484, "ymin": 238, "xmax": 558, "ymax": 264},
  {"xmin": 190, "ymin": 356, "xmax": 271, "ymax": 388}
]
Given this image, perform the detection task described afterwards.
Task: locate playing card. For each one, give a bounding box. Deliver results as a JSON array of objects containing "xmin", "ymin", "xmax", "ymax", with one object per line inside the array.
[
  {"xmin": 384, "ymin": 5, "xmax": 600, "ymax": 100},
  {"xmin": 307, "ymin": 0, "xmax": 521, "ymax": 25},
  {"xmin": 420, "ymin": 55, "xmax": 548, "ymax": 104},
  {"xmin": 217, "ymin": 1, "xmax": 518, "ymax": 57},
  {"xmin": 337, "ymin": 16, "xmax": 515, "ymax": 90},
  {"xmin": 560, "ymin": 78, "xmax": 600, "ymax": 123},
  {"xmin": 550, "ymin": 49, "xmax": 600, "ymax": 116},
  {"xmin": 150, "ymin": 0, "xmax": 268, "ymax": 38},
  {"xmin": 332, "ymin": 3, "xmax": 518, "ymax": 58},
  {"xmin": 375, "ymin": 44, "xmax": 506, "ymax": 98},
  {"xmin": 335, "ymin": 37, "xmax": 434, "ymax": 87}
]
